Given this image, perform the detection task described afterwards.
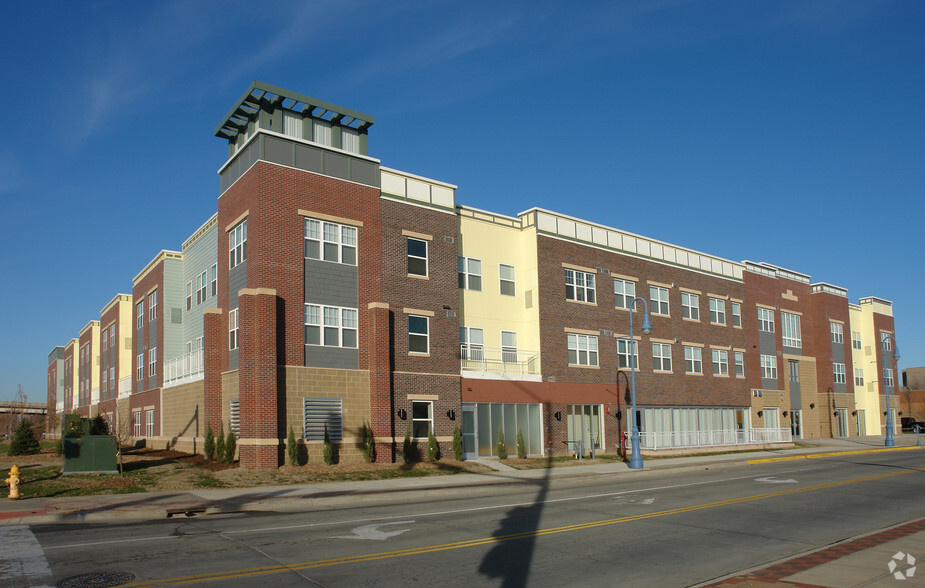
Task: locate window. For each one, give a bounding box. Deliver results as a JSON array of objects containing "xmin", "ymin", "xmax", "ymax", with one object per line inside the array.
[
  {"xmin": 210, "ymin": 264, "xmax": 217, "ymax": 297},
  {"xmin": 652, "ymin": 343, "xmax": 672, "ymax": 372},
  {"xmin": 567, "ymin": 333, "xmax": 598, "ymax": 367},
  {"xmin": 145, "ymin": 409, "xmax": 154, "ymax": 438},
  {"xmin": 149, "ymin": 290, "xmax": 157, "ymax": 321},
  {"xmin": 851, "ymin": 331, "xmax": 862, "ymax": 350},
  {"xmin": 408, "ymin": 315, "xmax": 429, "ymax": 354},
  {"xmin": 681, "ymin": 292, "xmax": 699, "ymax": 320},
  {"xmin": 407, "ymin": 238, "xmax": 428, "ymax": 277},
  {"xmin": 412, "ymin": 401, "xmax": 433, "ymax": 439},
  {"xmin": 709, "ymin": 298, "xmax": 726, "ymax": 325},
  {"xmin": 137, "ymin": 301, "xmax": 144, "ymax": 329},
  {"xmin": 148, "ymin": 347, "xmax": 157, "ymax": 377},
  {"xmin": 831, "ymin": 322, "xmax": 844, "ymax": 344},
  {"xmin": 833, "ymin": 363, "xmax": 846, "ymax": 384},
  {"xmin": 229, "ymin": 309, "xmax": 239, "ymax": 350},
  {"xmin": 614, "ymin": 279, "xmax": 635, "ymax": 310},
  {"xmin": 881, "ymin": 332, "xmax": 893, "ymax": 351},
  {"xmin": 102, "ymin": 371, "xmax": 107, "ymax": 392},
  {"xmin": 460, "ymin": 327, "xmax": 484, "ymax": 360},
  {"xmin": 186, "ymin": 281, "xmax": 192, "ymax": 311},
  {"xmin": 712, "ymin": 349, "xmax": 728, "ymax": 376},
  {"xmin": 133, "ymin": 411, "xmax": 141, "ymax": 438},
  {"xmin": 781, "ymin": 312, "xmax": 801, "ymax": 348},
  {"xmin": 136, "ymin": 354, "xmax": 143, "ymax": 381},
  {"xmin": 304, "ymin": 304, "xmax": 358, "ymax": 348},
  {"xmin": 313, "ymin": 120, "xmax": 332, "ymax": 146},
  {"xmin": 757, "ymin": 307, "xmax": 774, "ymax": 332},
  {"xmin": 197, "ymin": 271, "xmax": 207, "ymax": 305},
  {"xmin": 684, "ymin": 346, "xmax": 702, "ymax": 374},
  {"xmin": 885, "ymin": 368, "xmax": 894, "ymax": 387},
  {"xmin": 617, "ymin": 339, "xmax": 638, "ymax": 369},
  {"xmin": 499, "ymin": 264, "xmax": 515, "ymax": 296},
  {"xmin": 731, "ymin": 302, "xmax": 742, "ymax": 327},
  {"xmin": 109, "ymin": 326, "xmax": 115, "ymax": 349},
  {"xmin": 342, "ymin": 128, "xmax": 360, "ymax": 153},
  {"xmin": 565, "ymin": 269, "xmax": 596, "ymax": 303},
  {"xmin": 283, "ymin": 110, "xmax": 302, "ymax": 139},
  {"xmin": 229, "ymin": 220, "xmax": 247, "ymax": 269},
  {"xmin": 458, "ymin": 257, "xmax": 482, "ymax": 291},
  {"xmin": 501, "ymin": 331, "xmax": 518, "ymax": 363},
  {"xmin": 304, "ymin": 218, "xmax": 357, "ymax": 265},
  {"xmin": 102, "ymin": 332, "xmax": 108, "ymax": 352},
  {"xmin": 734, "ymin": 351, "xmax": 744, "ymax": 377},
  {"xmin": 760, "ymin": 355, "xmax": 778, "ymax": 380},
  {"xmin": 789, "ymin": 360, "xmax": 800, "ymax": 382},
  {"xmin": 109, "ymin": 367, "xmax": 114, "ymax": 391},
  {"xmin": 854, "ymin": 368, "xmax": 864, "ymax": 387},
  {"xmin": 650, "ymin": 285, "xmax": 669, "ymax": 315}
]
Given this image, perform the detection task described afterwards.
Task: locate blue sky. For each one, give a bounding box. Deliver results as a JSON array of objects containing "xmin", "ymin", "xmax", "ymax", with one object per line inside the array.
[{"xmin": 1, "ymin": 1, "xmax": 923, "ymax": 403}]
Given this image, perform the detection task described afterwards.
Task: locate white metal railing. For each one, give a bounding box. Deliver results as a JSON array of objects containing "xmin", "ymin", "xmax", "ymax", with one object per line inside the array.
[
  {"xmin": 460, "ymin": 344, "xmax": 539, "ymax": 376},
  {"xmin": 90, "ymin": 386, "xmax": 100, "ymax": 405},
  {"xmin": 56, "ymin": 400, "xmax": 64, "ymax": 412},
  {"xmin": 639, "ymin": 428, "xmax": 792, "ymax": 450},
  {"xmin": 163, "ymin": 349, "xmax": 204, "ymax": 388}
]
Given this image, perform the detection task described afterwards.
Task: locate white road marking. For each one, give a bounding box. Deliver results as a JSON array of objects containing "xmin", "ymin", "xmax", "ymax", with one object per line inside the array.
[
  {"xmin": 755, "ymin": 476, "xmax": 797, "ymax": 483},
  {"xmin": 0, "ymin": 526, "xmax": 54, "ymax": 588},
  {"xmin": 333, "ymin": 521, "xmax": 414, "ymax": 540}
]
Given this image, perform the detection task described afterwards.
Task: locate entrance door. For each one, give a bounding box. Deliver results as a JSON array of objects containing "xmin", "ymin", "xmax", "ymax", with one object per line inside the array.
[
  {"xmin": 857, "ymin": 410, "xmax": 866, "ymax": 435},
  {"xmin": 835, "ymin": 408, "xmax": 848, "ymax": 437},
  {"xmin": 791, "ymin": 410, "xmax": 802, "ymax": 439},
  {"xmin": 461, "ymin": 405, "xmax": 477, "ymax": 459}
]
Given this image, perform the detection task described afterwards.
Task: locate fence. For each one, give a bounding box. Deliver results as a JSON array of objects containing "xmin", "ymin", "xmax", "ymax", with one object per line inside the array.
[
  {"xmin": 459, "ymin": 344, "xmax": 539, "ymax": 376},
  {"xmin": 639, "ymin": 427, "xmax": 792, "ymax": 450},
  {"xmin": 164, "ymin": 349, "xmax": 204, "ymax": 388}
]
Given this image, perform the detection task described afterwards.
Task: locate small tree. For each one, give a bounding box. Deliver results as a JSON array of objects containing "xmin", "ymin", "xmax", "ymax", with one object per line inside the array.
[
  {"xmin": 9, "ymin": 419, "xmax": 40, "ymax": 456},
  {"xmin": 402, "ymin": 422, "xmax": 413, "ymax": 463},
  {"xmin": 495, "ymin": 427, "xmax": 507, "ymax": 460},
  {"xmin": 516, "ymin": 428, "xmax": 527, "ymax": 459},
  {"xmin": 89, "ymin": 415, "xmax": 108, "ymax": 435},
  {"xmin": 287, "ymin": 425, "xmax": 298, "ymax": 466},
  {"xmin": 323, "ymin": 424, "xmax": 334, "ymax": 465},
  {"xmin": 216, "ymin": 421, "xmax": 226, "ymax": 464},
  {"xmin": 204, "ymin": 423, "xmax": 215, "ymax": 461},
  {"xmin": 112, "ymin": 408, "xmax": 134, "ymax": 476},
  {"xmin": 427, "ymin": 429, "xmax": 440, "ymax": 461},
  {"xmin": 452, "ymin": 422, "xmax": 463, "ymax": 461},
  {"xmin": 361, "ymin": 421, "xmax": 375, "ymax": 463},
  {"xmin": 224, "ymin": 426, "xmax": 236, "ymax": 464}
]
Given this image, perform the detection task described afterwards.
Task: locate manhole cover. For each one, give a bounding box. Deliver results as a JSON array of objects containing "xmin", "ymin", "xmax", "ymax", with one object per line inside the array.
[{"xmin": 56, "ymin": 571, "xmax": 135, "ymax": 588}]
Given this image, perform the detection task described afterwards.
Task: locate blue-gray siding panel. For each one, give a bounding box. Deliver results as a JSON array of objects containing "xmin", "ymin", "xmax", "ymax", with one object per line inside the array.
[
  {"xmin": 228, "ymin": 261, "xmax": 247, "ymax": 371},
  {"xmin": 304, "ymin": 346, "xmax": 359, "ymax": 370},
  {"xmin": 304, "ymin": 259, "xmax": 358, "ymax": 308}
]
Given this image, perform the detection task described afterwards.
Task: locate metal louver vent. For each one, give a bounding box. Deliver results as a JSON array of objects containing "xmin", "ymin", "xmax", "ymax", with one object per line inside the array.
[{"xmin": 303, "ymin": 397, "xmax": 343, "ymax": 441}]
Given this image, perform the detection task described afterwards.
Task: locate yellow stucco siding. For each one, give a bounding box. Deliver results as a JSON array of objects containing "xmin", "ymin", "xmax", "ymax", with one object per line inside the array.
[
  {"xmin": 458, "ymin": 211, "xmax": 541, "ymax": 359},
  {"xmin": 850, "ymin": 302, "xmax": 882, "ymax": 436}
]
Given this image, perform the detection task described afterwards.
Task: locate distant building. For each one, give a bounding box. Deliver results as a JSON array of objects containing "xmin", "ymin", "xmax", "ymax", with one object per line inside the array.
[{"xmin": 46, "ymin": 82, "xmax": 901, "ymax": 467}]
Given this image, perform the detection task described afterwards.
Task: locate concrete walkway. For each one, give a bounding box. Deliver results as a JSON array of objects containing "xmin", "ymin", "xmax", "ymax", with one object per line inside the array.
[{"xmin": 2, "ymin": 435, "xmax": 923, "ymax": 586}]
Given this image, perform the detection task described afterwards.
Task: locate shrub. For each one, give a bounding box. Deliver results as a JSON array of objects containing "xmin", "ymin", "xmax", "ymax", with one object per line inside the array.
[
  {"xmin": 204, "ymin": 423, "xmax": 215, "ymax": 461},
  {"xmin": 224, "ymin": 426, "xmax": 236, "ymax": 464},
  {"xmin": 8, "ymin": 419, "xmax": 40, "ymax": 456},
  {"xmin": 452, "ymin": 423, "xmax": 463, "ymax": 461},
  {"xmin": 89, "ymin": 415, "xmax": 108, "ymax": 435},
  {"xmin": 287, "ymin": 425, "xmax": 299, "ymax": 466},
  {"xmin": 516, "ymin": 428, "xmax": 527, "ymax": 459},
  {"xmin": 323, "ymin": 424, "xmax": 334, "ymax": 465},
  {"xmin": 361, "ymin": 421, "xmax": 375, "ymax": 463},
  {"xmin": 495, "ymin": 427, "xmax": 507, "ymax": 460},
  {"xmin": 402, "ymin": 423, "xmax": 413, "ymax": 464},
  {"xmin": 215, "ymin": 422, "xmax": 226, "ymax": 464},
  {"xmin": 427, "ymin": 429, "xmax": 440, "ymax": 461}
]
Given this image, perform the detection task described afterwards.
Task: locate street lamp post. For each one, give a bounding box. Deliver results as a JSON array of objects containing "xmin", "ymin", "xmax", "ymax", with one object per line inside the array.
[
  {"xmin": 882, "ymin": 334, "xmax": 900, "ymax": 447},
  {"xmin": 628, "ymin": 297, "xmax": 652, "ymax": 469}
]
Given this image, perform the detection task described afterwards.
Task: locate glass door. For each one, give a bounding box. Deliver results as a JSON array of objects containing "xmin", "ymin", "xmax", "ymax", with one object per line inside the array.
[{"xmin": 462, "ymin": 405, "xmax": 477, "ymax": 459}]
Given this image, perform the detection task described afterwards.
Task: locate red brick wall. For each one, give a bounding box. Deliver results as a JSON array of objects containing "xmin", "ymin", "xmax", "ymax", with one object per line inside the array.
[
  {"xmin": 203, "ymin": 308, "xmax": 224, "ymax": 432},
  {"xmin": 809, "ymin": 291, "xmax": 853, "ymax": 396},
  {"xmin": 535, "ymin": 235, "xmax": 749, "ymax": 408},
  {"xmin": 873, "ymin": 311, "xmax": 898, "ymax": 395},
  {"xmin": 129, "ymin": 389, "xmax": 160, "ymax": 442},
  {"xmin": 132, "ymin": 262, "xmax": 165, "ymax": 394},
  {"xmin": 238, "ymin": 288, "xmax": 279, "ymax": 468}
]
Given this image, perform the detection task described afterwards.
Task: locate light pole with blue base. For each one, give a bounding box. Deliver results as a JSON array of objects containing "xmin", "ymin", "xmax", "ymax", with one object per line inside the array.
[
  {"xmin": 881, "ymin": 334, "xmax": 900, "ymax": 447},
  {"xmin": 628, "ymin": 297, "xmax": 652, "ymax": 469}
]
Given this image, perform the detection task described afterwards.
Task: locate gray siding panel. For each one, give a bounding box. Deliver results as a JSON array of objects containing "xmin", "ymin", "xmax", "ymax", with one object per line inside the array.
[
  {"xmin": 265, "ymin": 135, "xmax": 294, "ymax": 166},
  {"xmin": 304, "ymin": 346, "xmax": 359, "ymax": 370},
  {"xmin": 163, "ymin": 258, "xmax": 185, "ymax": 364},
  {"xmin": 181, "ymin": 223, "xmax": 219, "ymax": 351},
  {"xmin": 324, "ymin": 152, "xmax": 349, "ymax": 179},
  {"xmin": 304, "ymin": 260, "xmax": 358, "ymax": 308},
  {"xmin": 228, "ymin": 261, "xmax": 247, "ymax": 371},
  {"xmin": 295, "ymin": 144, "xmax": 323, "ymax": 173},
  {"xmin": 350, "ymin": 159, "xmax": 379, "ymax": 187},
  {"xmin": 758, "ymin": 331, "xmax": 776, "ymax": 355}
]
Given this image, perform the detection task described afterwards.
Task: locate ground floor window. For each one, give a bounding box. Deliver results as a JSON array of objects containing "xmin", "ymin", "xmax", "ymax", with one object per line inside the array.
[
  {"xmin": 462, "ymin": 402, "xmax": 543, "ymax": 458},
  {"xmin": 145, "ymin": 409, "xmax": 154, "ymax": 438},
  {"xmin": 567, "ymin": 404, "xmax": 603, "ymax": 452},
  {"xmin": 412, "ymin": 401, "xmax": 433, "ymax": 439},
  {"xmin": 639, "ymin": 406, "xmax": 748, "ymax": 449},
  {"xmin": 133, "ymin": 411, "xmax": 141, "ymax": 438}
]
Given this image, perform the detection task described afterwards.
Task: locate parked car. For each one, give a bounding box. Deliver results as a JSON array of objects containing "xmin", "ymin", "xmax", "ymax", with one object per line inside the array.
[{"xmin": 900, "ymin": 417, "xmax": 923, "ymax": 432}]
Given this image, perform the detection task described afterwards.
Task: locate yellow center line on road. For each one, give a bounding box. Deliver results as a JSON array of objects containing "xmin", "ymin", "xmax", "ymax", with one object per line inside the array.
[
  {"xmin": 748, "ymin": 445, "xmax": 921, "ymax": 464},
  {"xmin": 122, "ymin": 468, "xmax": 921, "ymax": 587}
]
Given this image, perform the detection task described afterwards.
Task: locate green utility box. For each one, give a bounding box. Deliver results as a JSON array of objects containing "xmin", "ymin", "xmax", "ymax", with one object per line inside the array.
[{"xmin": 61, "ymin": 415, "xmax": 119, "ymax": 474}]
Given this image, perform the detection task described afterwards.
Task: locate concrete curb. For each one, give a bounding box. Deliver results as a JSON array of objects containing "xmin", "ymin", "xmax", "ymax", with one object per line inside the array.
[{"xmin": 747, "ymin": 445, "xmax": 921, "ymax": 464}]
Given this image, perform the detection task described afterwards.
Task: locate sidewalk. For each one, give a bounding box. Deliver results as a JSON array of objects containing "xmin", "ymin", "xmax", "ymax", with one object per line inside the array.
[{"xmin": 2, "ymin": 435, "xmax": 923, "ymax": 585}]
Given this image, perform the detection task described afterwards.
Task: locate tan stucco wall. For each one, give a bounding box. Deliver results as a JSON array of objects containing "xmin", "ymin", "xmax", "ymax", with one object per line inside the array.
[{"xmin": 161, "ymin": 380, "xmax": 205, "ymax": 453}]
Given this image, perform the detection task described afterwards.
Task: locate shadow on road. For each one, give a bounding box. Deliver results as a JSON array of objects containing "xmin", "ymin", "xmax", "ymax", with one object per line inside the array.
[{"xmin": 478, "ymin": 455, "xmax": 553, "ymax": 587}]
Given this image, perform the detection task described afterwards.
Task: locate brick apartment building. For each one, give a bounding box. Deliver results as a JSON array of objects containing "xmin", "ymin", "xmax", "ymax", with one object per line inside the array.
[{"xmin": 46, "ymin": 82, "xmax": 901, "ymax": 467}]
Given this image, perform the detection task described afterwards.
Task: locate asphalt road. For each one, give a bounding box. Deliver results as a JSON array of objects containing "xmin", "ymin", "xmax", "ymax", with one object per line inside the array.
[{"xmin": 18, "ymin": 450, "xmax": 925, "ymax": 587}]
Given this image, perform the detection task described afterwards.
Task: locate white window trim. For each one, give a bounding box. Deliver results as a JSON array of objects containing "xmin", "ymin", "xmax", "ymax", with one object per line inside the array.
[
  {"xmin": 458, "ymin": 256, "xmax": 483, "ymax": 291},
  {"xmin": 649, "ymin": 285, "xmax": 669, "ymax": 316},
  {"xmin": 566, "ymin": 269, "xmax": 596, "ymax": 304},
  {"xmin": 568, "ymin": 332, "xmax": 599, "ymax": 367},
  {"xmin": 304, "ymin": 304, "xmax": 358, "ymax": 348},
  {"xmin": 684, "ymin": 346, "xmax": 703, "ymax": 374},
  {"xmin": 409, "ymin": 315, "xmax": 430, "ymax": 355},
  {"xmin": 681, "ymin": 292, "xmax": 699, "ymax": 321}
]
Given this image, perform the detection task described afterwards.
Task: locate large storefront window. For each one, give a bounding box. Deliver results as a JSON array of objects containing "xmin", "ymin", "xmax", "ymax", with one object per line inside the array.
[
  {"xmin": 463, "ymin": 402, "xmax": 542, "ymax": 458},
  {"xmin": 639, "ymin": 407, "xmax": 749, "ymax": 449},
  {"xmin": 567, "ymin": 405, "xmax": 603, "ymax": 452}
]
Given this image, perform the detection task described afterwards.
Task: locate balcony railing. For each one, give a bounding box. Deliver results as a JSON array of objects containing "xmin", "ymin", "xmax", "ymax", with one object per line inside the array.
[
  {"xmin": 639, "ymin": 428, "xmax": 792, "ymax": 450},
  {"xmin": 118, "ymin": 377, "xmax": 132, "ymax": 399},
  {"xmin": 460, "ymin": 344, "xmax": 540, "ymax": 376},
  {"xmin": 164, "ymin": 349, "xmax": 204, "ymax": 388}
]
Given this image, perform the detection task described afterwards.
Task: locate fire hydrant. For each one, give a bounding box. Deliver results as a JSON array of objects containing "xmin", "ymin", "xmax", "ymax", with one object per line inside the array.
[{"xmin": 5, "ymin": 465, "xmax": 20, "ymax": 500}]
